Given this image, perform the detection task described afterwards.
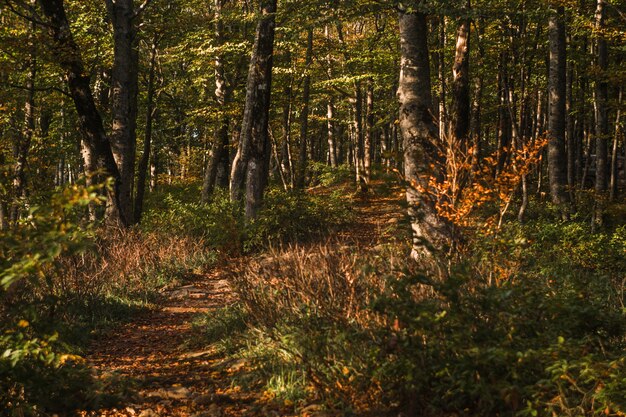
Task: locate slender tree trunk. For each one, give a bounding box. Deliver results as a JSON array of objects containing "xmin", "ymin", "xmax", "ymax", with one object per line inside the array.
[
  {"xmin": 470, "ymin": 21, "xmax": 484, "ymax": 172},
  {"xmin": 38, "ymin": 0, "xmax": 127, "ymax": 226},
  {"xmin": 610, "ymin": 87, "xmax": 622, "ymax": 200},
  {"xmin": 106, "ymin": 0, "xmax": 139, "ymax": 224},
  {"xmin": 438, "ymin": 16, "xmax": 447, "ymax": 141},
  {"xmin": 327, "ymin": 97, "xmax": 337, "ymax": 168},
  {"xmin": 547, "ymin": 6, "xmax": 570, "ymax": 219},
  {"xmin": 566, "ymin": 40, "xmax": 576, "ymax": 200},
  {"xmin": 11, "ymin": 13, "xmax": 36, "ymax": 224},
  {"xmin": 203, "ymin": 0, "xmax": 231, "ymax": 201},
  {"xmin": 449, "ymin": 0, "xmax": 471, "ymax": 152},
  {"xmin": 496, "ymin": 54, "xmax": 511, "ymax": 176},
  {"xmin": 398, "ymin": 7, "xmax": 452, "ymax": 269},
  {"xmin": 593, "ymin": 0, "xmax": 608, "ymax": 227},
  {"xmin": 280, "ymin": 58, "xmax": 294, "ymax": 187},
  {"xmin": 364, "ymin": 78, "xmax": 374, "ymax": 184},
  {"xmin": 134, "ymin": 37, "xmax": 158, "ymax": 223},
  {"xmin": 229, "ymin": 0, "xmax": 277, "ymax": 220},
  {"xmin": 351, "ymin": 83, "xmax": 365, "ymax": 191},
  {"xmin": 296, "ymin": 28, "xmax": 313, "ymax": 188},
  {"xmin": 325, "ymin": 24, "xmax": 338, "ymax": 169}
]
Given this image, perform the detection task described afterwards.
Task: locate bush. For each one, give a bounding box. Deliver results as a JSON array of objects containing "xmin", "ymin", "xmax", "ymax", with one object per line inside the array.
[
  {"xmin": 244, "ymin": 188, "xmax": 352, "ymax": 251},
  {"xmin": 0, "ymin": 184, "xmax": 102, "ymax": 414},
  {"xmin": 141, "ymin": 189, "xmax": 241, "ymax": 252}
]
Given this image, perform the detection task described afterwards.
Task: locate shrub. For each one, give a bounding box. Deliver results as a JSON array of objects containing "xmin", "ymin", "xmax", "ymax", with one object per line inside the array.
[
  {"xmin": 141, "ymin": 189, "xmax": 241, "ymax": 252},
  {"xmin": 244, "ymin": 188, "xmax": 352, "ymax": 251},
  {"xmin": 0, "ymin": 184, "xmax": 102, "ymax": 414}
]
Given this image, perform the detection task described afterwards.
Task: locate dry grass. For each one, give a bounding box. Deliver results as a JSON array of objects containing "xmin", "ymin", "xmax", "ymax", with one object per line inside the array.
[
  {"xmin": 230, "ymin": 242, "xmax": 408, "ymax": 330},
  {"xmin": 43, "ymin": 228, "xmax": 214, "ymax": 305}
]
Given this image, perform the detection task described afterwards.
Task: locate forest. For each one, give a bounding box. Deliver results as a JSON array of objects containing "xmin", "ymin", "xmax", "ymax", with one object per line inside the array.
[{"xmin": 1, "ymin": 0, "xmax": 626, "ymax": 415}]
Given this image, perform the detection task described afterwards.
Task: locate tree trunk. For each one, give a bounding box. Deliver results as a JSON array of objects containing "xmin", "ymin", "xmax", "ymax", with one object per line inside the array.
[
  {"xmin": 593, "ymin": 0, "xmax": 609, "ymax": 227},
  {"xmin": 134, "ymin": 37, "xmax": 158, "ymax": 223},
  {"xmin": 325, "ymin": 24, "xmax": 338, "ymax": 169},
  {"xmin": 229, "ymin": 0, "xmax": 277, "ymax": 220},
  {"xmin": 38, "ymin": 0, "xmax": 127, "ymax": 226},
  {"xmin": 594, "ymin": 0, "xmax": 608, "ymax": 194},
  {"xmin": 106, "ymin": 0, "xmax": 139, "ymax": 224},
  {"xmin": 398, "ymin": 7, "xmax": 452, "ymax": 268},
  {"xmin": 202, "ymin": 0, "xmax": 231, "ymax": 201},
  {"xmin": 610, "ymin": 87, "xmax": 622, "ymax": 201},
  {"xmin": 547, "ymin": 6, "xmax": 570, "ymax": 219},
  {"xmin": 364, "ymin": 78, "xmax": 374, "ymax": 185},
  {"xmin": 296, "ymin": 28, "xmax": 313, "ymax": 188},
  {"xmin": 351, "ymin": 83, "xmax": 365, "ymax": 191},
  {"xmin": 449, "ymin": 0, "xmax": 471, "ymax": 152},
  {"xmin": 11, "ymin": 13, "xmax": 36, "ymax": 224}
]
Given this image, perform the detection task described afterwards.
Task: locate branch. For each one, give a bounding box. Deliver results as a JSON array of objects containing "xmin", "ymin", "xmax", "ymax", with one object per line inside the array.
[
  {"xmin": 3, "ymin": 0, "xmax": 54, "ymax": 29},
  {"xmin": 132, "ymin": 0, "xmax": 153, "ymax": 19},
  {"xmin": 5, "ymin": 82, "xmax": 71, "ymax": 97}
]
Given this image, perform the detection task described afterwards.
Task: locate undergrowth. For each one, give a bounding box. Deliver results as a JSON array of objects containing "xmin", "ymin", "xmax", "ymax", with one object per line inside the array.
[
  {"xmin": 207, "ymin": 216, "xmax": 626, "ymax": 416},
  {"xmin": 0, "ymin": 183, "xmax": 214, "ymax": 415}
]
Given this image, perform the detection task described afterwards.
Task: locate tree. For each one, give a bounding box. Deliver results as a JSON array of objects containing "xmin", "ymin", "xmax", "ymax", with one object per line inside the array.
[
  {"xmin": 397, "ymin": 3, "xmax": 452, "ymax": 268},
  {"xmin": 202, "ymin": 0, "xmax": 232, "ymax": 201},
  {"xmin": 547, "ymin": 5, "xmax": 570, "ymax": 219},
  {"xmin": 449, "ymin": 0, "xmax": 471, "ymax": 151},
  {"xmin": 38, "ymin": 0, "xmax": 127, "ymax": 226},
  {"xmin": 106, "ymin": 0, "xmax": 140, "ymax": 224},
  {"xmin": 230, "ymin": 0, "xmax": 277, "ymax": 219}
]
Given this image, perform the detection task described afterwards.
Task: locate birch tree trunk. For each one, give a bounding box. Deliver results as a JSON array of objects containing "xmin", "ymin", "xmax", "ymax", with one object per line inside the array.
[{"xmin": 296, "ymin": 28, "xmax": 313, "ymax": 189}]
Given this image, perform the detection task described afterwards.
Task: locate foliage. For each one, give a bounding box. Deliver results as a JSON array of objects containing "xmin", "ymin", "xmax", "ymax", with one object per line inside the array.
[
  {"xmin": 0, "ymin": 184, "xmax": 102, "ymax": 414},
  {"xmin": 244, "ymin": 188, "xmax": 353, "ymax": 251},
  {"xmin": 141, "ymin": 188, "xmax": 241, "ymax": 252},
  {"xmin": 225, "ymin": 221, "xmax": 626, "ymax": 416},
  {"xmin": 0, "ymin": 183, "xmax": 215, "ymax": 414}
]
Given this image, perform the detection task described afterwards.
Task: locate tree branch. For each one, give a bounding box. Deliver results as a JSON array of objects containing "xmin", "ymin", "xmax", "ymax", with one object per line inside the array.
[{"xmin": 132, "ymin": 0, "xmax": 153, "ymax": 19}]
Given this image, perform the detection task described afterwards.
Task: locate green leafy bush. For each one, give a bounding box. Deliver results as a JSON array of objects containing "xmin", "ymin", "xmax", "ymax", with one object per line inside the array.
[
  {"xmin": 1, "ymin": 184, "xmax": 102, "ymax": 415},
  {"xmin": 141, "ymin": 189, "xmax": 241, "ymax": 252},
  {"xmin": 244, "ymin": 188, "xmax": 352, "ymax": 251},
  {"xmin": 307, "ymin": 162, "xmax": 353, "ymax": 187}
]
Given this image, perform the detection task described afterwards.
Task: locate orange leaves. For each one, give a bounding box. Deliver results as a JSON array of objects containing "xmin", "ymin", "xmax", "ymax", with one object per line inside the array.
[{"xmin": 409, "ymin": 138, "xmax": 547, "ymax": 234}]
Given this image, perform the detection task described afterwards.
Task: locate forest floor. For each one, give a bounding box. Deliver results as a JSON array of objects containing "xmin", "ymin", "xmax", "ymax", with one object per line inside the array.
[{"xmin": 81, "ymin": 179, "xmax": 407, "ymax": 417}]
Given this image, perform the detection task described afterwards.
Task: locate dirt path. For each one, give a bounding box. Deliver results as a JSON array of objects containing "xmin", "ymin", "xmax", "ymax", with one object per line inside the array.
[{"xmin": 83, "ymin": 181, "xmax": 405, "ymax": 417}]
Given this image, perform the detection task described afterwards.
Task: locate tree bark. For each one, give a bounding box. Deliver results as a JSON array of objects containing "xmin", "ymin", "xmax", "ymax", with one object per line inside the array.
[
  {"xmin": 593, "ymin": 0, "xmax": 609, "ymax": 227},
  {"xmin": 325, "ymin": 24, "xmax": 338, "ymax": 169},
  {"xmin": 229, "ymin": 0, "xmax": 277, "ymax": 220},
  {"xmin": 106, "ymin": 0, "xmax": 139, "ymax": 224},
  {"xmin": 364, "ymin": 78, "xmax": 374, "ymax": 185},
  {"xmin": 398, "ymin": 7, "xmax": 452, "ymax": 268},
  {"xmin": 38, "ymin": 0, "xmax": 127, "ymax": 226},
  {"xmin": 295, "ymin": 28, "xmax": 313, "ymax": 188},
  {"xmin": 134, "ymin": 37, "xmax": 158, "ymax": 223},
  {"xmin": 202, "ymin": 0, "xmax": 231, "ymax": 201},
  {"xmin": 547, "ymin": 6, "xmax": 570, "ymax": 219},
  {"xmin": 449, "ymin": 0, "xmax": 471, "ymax": 152}
]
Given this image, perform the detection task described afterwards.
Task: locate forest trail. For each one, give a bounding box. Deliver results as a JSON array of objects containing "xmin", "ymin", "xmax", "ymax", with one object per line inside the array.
[{"xmin": 82, "ymin": 180, "xmax": 406, "ymax": 417}]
